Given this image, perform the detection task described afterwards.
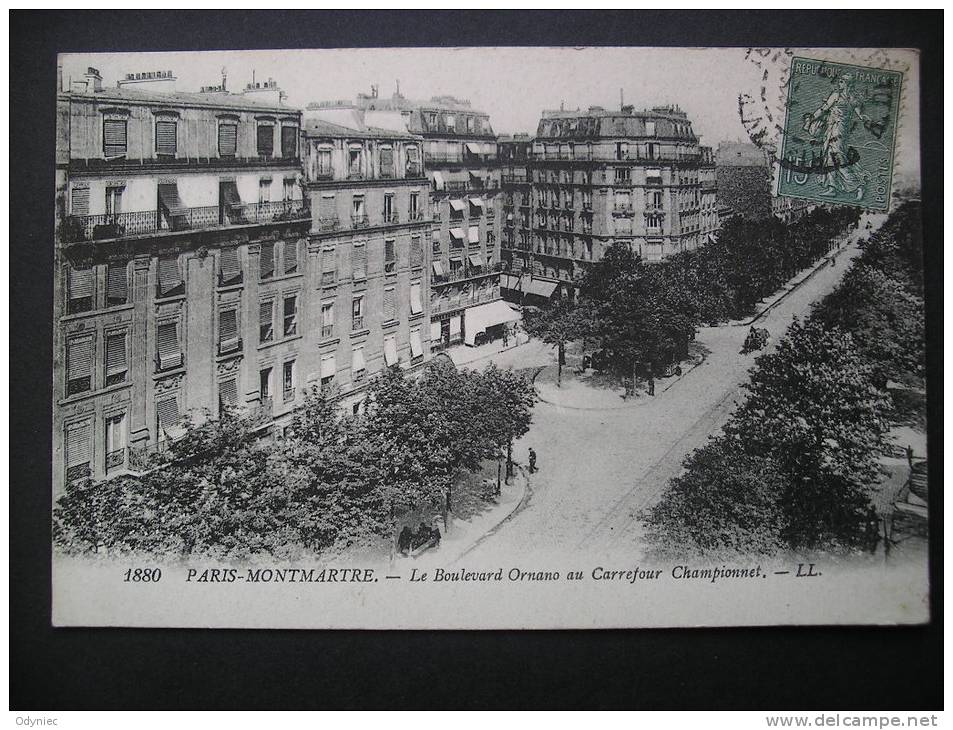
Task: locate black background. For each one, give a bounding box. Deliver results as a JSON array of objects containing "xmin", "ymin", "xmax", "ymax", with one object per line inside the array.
[{"xmin": 10, "ymin": 10, "xmax": 943, "ymax": 710}]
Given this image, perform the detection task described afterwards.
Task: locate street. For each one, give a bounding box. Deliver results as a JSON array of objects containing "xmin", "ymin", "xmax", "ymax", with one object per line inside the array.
[{"xmin": 454, "ymin": 218, "xmax": 878, "ymax": 564}]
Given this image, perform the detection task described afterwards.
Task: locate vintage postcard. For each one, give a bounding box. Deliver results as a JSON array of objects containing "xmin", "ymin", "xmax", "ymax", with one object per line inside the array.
[{"xmin": 50, "ymin": 46, "xmax": 929, "ymax": 628}]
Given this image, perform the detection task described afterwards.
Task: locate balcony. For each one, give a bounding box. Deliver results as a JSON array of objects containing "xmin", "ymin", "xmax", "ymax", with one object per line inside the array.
[
  {"xmin": 409, "ymin": 210, "xmax": 425, "ymax": 222},
  {"xmin": 105, "ymin": 447, "xmax": 126, "ymax": 472},
  {"xmin": 61, "ymin": 199, "xmax": 311, "ymax": 244},
  {"xmin": 68, "ymin": 155, "xmax": 301, "ymax": 174},
  {"xmin": 218, "ymin": 337, "xmax": 243, "ymax": 357},
  {"xmin": 155, "ymin": 352, "xmax": 184, "ymax": 373},
  {"xmin": 433, "ymin": 261, "xmax": 504, "ymax": 285},
  {"xmin": 351, "ymin": 213, "xmax": 370, "ymax": 229},
  {"xmin": 318, "ymin": 216, "xmax": 340, "ymax": 232},
  {"xmin": 352, "ymin": 316, "xmax": 365, "ymax": 331},
  {"xmin": 382, "ymin": 210, "xmax": 400, "ymax": 225}
]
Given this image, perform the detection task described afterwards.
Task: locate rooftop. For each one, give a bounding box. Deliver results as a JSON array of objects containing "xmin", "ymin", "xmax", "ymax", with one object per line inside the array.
[
  {"xmin": 303, "ymin": 117, "xmax": 421, "ymax": 141},
  {"xmin": 63, "ymin": 83, "xmax": 298, "ymax": 115}
]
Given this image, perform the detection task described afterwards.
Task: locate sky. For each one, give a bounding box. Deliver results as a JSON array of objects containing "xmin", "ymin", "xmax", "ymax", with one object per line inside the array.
[{"xmin": 60, "ymin": 46, "xmax": 920, "ymax": 177}]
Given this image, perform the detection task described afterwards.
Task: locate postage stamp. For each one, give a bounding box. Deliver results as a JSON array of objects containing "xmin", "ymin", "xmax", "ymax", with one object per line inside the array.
[{"xmin": 777, "ymin": 56, "xmax": 902, "ymax": 211}]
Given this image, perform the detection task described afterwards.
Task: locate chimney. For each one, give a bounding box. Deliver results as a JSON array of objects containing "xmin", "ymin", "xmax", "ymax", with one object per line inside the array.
[
  {"xmin": 117, "ymin": 69, "xmax": 177, "ymax": 93},
  {"xmin": 242, "ymin": 76, "xmax": 284, "ymax": 106},
  {"xmin": 85, "ymin": 66, "xmax": 103, "ymax": 92}
]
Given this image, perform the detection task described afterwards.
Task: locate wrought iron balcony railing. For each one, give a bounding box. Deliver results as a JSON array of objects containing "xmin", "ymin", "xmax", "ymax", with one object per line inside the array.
[{"xmin": 62, "ymin": 199, "xmax": 311, "ymax": 244}]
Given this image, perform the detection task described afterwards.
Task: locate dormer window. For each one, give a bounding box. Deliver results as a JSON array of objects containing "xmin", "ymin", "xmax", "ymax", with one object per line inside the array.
[
  {"xmin": 466, "ymin": 116, "xmax": 474, "ymax": 134},
  {"xmin": 646, "ymin": 121, "xmax": 656, "ymax": 137},
  {"xmin": 446, "ymin": 114, "xmax": 456, "ymax": 133},
  {"xmin": 155, "ymin": 115, "xmax": 177, "ymax": 157},
  {"xmin": 218, "ymin": 120, "xmax": 238, "ymax": 157},
  {"xmin": 257, "ymin": 122, "xmax": 275, "ymax": 158}
]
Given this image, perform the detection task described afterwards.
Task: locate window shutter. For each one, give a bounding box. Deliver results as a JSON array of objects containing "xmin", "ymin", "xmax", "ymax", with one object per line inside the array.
[
  {"xmin": 68, "ymin": 266, "xmax": 94, "ymax": 300},
  {"xmin": 156, "ymin": 397, "xmax": 180, "ymax": 431},
  {"xmin": 283, "ymin": 296, "xmax": 298, "ymax": 335},
  {"xmin": 107, "ymin": 264, "xmax": 128, "ymax": 304},
  {"xmin": 219, "ymin": 247, "xmax": 241, "ymax": 284},
  {"xmin": 257, "ymin": 125, "xmax": 274, "ymax": 157},
  {"xmin": 319, "ymin": 195, "xmax": 335, "ymax": 219},
  {"xmin": 384, "ymin": 287, "xmax": 396, "ymax": 321},
  {"xmin": 103, "ymin": 119, "xmax": 127, "ymax": 157},
  {"xmin": 105, "ymin": 333, "xmax": 127, "ymax": 374},
  {"xmin": 219, "ymin": 378, "xmax": 238, "ymax": 406},
  {"xmin": 380, "ymin": 147, "xmax": 394, "ymax": 174},
  {"xmin": 66, "ymin": 421, "xmax": 92, "ymax": 467},
  {"xmin": 281, "ymin": 126, "xmax": 297, "ymax": 158},
  {"xmin": 67, "ymin": 337, "xmax": 93, "ymax": 380},
  {"xmin": 218, "ymin": 123, "xmax": 237, "ymax": 156},
  {"xmin": 284, "ymin": 240, "xmax": 298, "ymax": 274},
  {"xmin": 411, "ymin": 236, "xmax": 422, "ymax": 266},
  {"xmin": 260, "ymin": 242, "xmax": 275, "ymax": 279},
  {"xmin": 322, "ymin": 247, "xmax": 336, "ymax": 273},
  {"xmin": 259, "ymin": 300, "xmax": 274, "ymax": 341},
  {"xmin": 410, "ymin": 282, "xmax": 422, "ymax": 314},
  {"xmin": 158, "ymin": 256, "xmax": 182, "ymax": 295},
  {"xmin": 156, "ymin": 120, "xmax": 177, "ymax": 155},
  {"xmin": 219, "ymin": 309, "xmax": 237, "ymax": 342},
  {"xmin": 157, "ymin": 322, "xmax": 180, "ymax": 368},
  {"xmin": 352, "ymin": 244, "xmax": 366, "ymax": 280},
  {"xmin": 71, "ymin": 188, "xmax": 89, "ymax": 216}
]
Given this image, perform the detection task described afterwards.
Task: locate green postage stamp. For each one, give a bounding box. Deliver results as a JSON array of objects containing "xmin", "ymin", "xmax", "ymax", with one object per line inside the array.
[{"xmin": 778, "ymin": 56, "xmax": 903, "ymax": 211}]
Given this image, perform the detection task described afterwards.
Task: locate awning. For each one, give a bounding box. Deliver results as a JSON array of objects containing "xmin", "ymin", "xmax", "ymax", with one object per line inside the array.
[
  {"xmin": 468, "ymin": 197, "xmax": 485, "ymax": 208},
  {"xmin": 432, "ymin": 171, "xmax": 446, "ymax": 190},
  {"xmin": 449, "ymin": 227, "xmax": 465, "ymax": 240},
  {"xmin": 449, "ymin": 199, "xmax": 466, "ymax": 212},
  {"xmin": 468, "ymin": 170, "xmax": 481, "ymax": 179},
  {"xmin": 352, "ymin": 347, "xmax": 366, "ymax": 373},
  {"xmin": 410, "ymin": 330, "xmax": 423, "ymax": 358},
  {"xmin": 468, "ymin": 253, "xmax": 484, "ymax": 268},
  {"xmin": 320, "ymin": 354, "xmax": 336, "ymax": 378},
  {"xmin": 410, "ymin": 283, "xmax": 423, "ymax": 314},
  {"xmin": 432, "ymin": 261, "xmax": 444, "ymax": 277},
  {"xmin": 220, "ymin": 180, "xmax": 242, "ymax": 207},
  {"xmin": 483, "ymin": 142, "xmax": 496, "ymax": 155},
  {"xmin": 468, "ymin": 226, "xmax": 480, "ymax": 243},
  {"xmin": 383, "ymin": 337, "xmax": 398, "ymax": 366},
  {"xmin": 449, "ymin": 316, "xmax": 462, "ymax": 336},
  {"xmin": 525, "ymin": 278, "xmax": 559, "ymax": 298},
  {"xmin": 157, "ymin": 183, "xmax": 185, "ymax": 214},
  {"xmin": 465, "ymin": 142, "xmax": 482, "ymax": 154},
  {"xmin": 500, "ymin": 273, "xmax": 523, "ymax": 290},
  {"xmin": 464, "ymin": 300, "xmax": 521, "ymax": 346}
]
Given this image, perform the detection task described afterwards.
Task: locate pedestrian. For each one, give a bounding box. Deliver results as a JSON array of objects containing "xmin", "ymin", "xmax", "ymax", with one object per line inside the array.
[
  {"xmin": 502, "ymin": 326, "xmax": 510, "ymax": 349},
  {"xmin": 397, "ymin": 525, "xmax": 413, "ymax": 556},
  {"xmin": 528, "ymin": 447, "xmax": 537, "ymax": 474}
]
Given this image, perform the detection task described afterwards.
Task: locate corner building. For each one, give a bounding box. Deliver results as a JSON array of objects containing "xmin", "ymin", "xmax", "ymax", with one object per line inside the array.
[
  {"xmin": 500, "ymin": 105, "xmax": 720, "ymax": 301},
  {"xmin": 53, "ymin": 67, "xmax": 309, "ymax": 493}
]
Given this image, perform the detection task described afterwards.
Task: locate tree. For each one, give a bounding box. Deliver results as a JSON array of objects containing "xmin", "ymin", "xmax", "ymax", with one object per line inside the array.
[
  {"xmin": 643, "ymin": 437, "xmax": 790, "ymax": 557},
  {"xmin": 522, "ymin": 297, "xmax": 592, "ymax": 386},
  {"xmin": 470, "ymin": 364, "xmax": 536, "ymax": 491}
]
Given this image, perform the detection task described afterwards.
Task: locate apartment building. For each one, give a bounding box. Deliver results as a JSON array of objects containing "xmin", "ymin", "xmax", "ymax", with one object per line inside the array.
[
  {"xmin": 500, "ymin": 104, "xmax": 721, "ymax": 301},
  {"xmin": 300, "ymin": 107, "xmax": 431, "ymax": 411},
  {"xmin": 53, "ymin": 67, "xmax": 309, "ymax": 492},
  {"xmin": 716, "ymin": 141, "xmax": 811, "ymax": 223},
  {"xmin": 348, "ymin": 90, "xmax": 510, "ymax": 349}
]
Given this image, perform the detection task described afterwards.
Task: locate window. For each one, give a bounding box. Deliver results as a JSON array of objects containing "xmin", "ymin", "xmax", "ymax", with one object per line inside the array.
[
  {"xmin": 615, "ymin": 142, "xmax": 626, "ymax": 161},
  {"xmin": 105, "ymin": 263, "xmax": 128, "ymax": 306},
  {"xmin": 105, "ymin": 331, "xmax": 128, "ymax": 386},
  {"xmin": 260, "ymin": 367, "xmax": 272, "ymax": 399},
  {"xmin": 219, "ymin": 309, "xmax": 240, "ymax": 354},
  {"xmin": 156, "ymin": 396, "xmax": 181, "ymax": 440},
  {"xmin": 103, "ymin": 118, "xmax": 127, "ymax": 158},
  {"xmin": 105, "ymin": 413, "xmax": 126, "ymax": 471},
  {"xmin": 380, "ymin": 147, "xmax": 394, "ymax": 178},
  {"xmin": 66, "ymin": 336, "xmax": 93, "ymax": 395},
  {"xmin": 410, "ymin": 328, "xmax": 423, "ymax": 360},
  {"xmin": 321, "ymin": 246, "xmax": 337, "ymax": 286},
  {"xmin": 348, "ymin": 146, "xmax": 363, "ymax": 178},
  {"xmin": 432, "ymin": 235, "xmax": 441, "ymax": 255},
  {"xmin": 219, "ymin": 378, "xmax": 238, "ymax": 409},
  {"xmin": 466, "ymin": 116, "xmax": 474, "ymax": 134},
  {"xmin": 646, "ymin": 168, "xmax": 662, "ymax": 185},
  {"xmin": 614, "ymin": 167, "xmax": 631, "ymax": 184},
  {"xmin": 283, "ymin": 178, "xmax": 295, "ymax": 201},
  {"xmin": 218, "ymin": 121, "xmax": 238, "ymax": 157},
  {"xmin": 645, "ymin": 120, "xmax": 656, "ymax": 137},
  {"xmin": 446, "ymin": 114, "xmax": 456, "ymax": 133},
  {"xmin": 317, "ymin": 147, "xmax": 333, "ymax": 177},
  {"xmin": 105, "ymin": 186, "xmax": 123, "ymax": 216},
  {"xmin": 67, "ymin": 266, "xmax": 94, "ymax": 314},
  {"xmin": 259, "ymin": 178, "xmax": 271, "ymax": 204},
  {"xmin": 406, "ymin": 146, "xmax": 420, "ymax": 175},
  {"xmin": 260, "ymin": 242, "xmax": 275, "ymax": 280},
  {"xmin": 646, "ymin": 214, "xmax": 663, "ymax": 231},
  {"xmin": 65, "ymin": 420, "xmax": 92, "ymax": 483},
  {"xmin": 283, "ymin": 295, "xmax": 298, "ymax": 337},
  {"xmin": 352, "ymin": 346, "xmax": 366, "ymax": 381},
  {"xmin": 284, "ymin": 239, "xmax": 299, "ymax": 275},
  {"xmin": 156, "ymin": 321, "xmax": 182, "ymax": 371},
  {"xmin": 351, "ymin": 195, "xmax": 367, "ymax": 226},
  {"xmin": 259, "ymin": 300, "xmax": 274, "ymax": 343},
  {"xmin": 647, "ymin": 143, "xmax": 655, "ymax": 159},
  {"xmin": 351, "ymin": 243, "xmax": 367, "ymax": 280},
  {"xmin": 383, "ymin": 286, "xmax": 396, "ymax": 322},
  {"xmin": 71, "ymin": 187, "xmax": 89, "ymax": 216},
  {"xmin": 383, "ymin": 334, "xmax": 398, "ymax": 367},
  {"xmin": 321, "ymin": 301, "xmax": 334, "ymax": 339},
  {"xmin": 651, "ymin": 190, "xmax": 664, "ymax": 209},
  {"xmin": 280, "ymin": 125, "xmax": 297, "ymax": 158},
  {"xmin": 410, "ymin": 282, "xmax": 423, "ymax": 315},
  {"xmin": 282, "ymin": 360, "xmax": 295, "ymax": 401},
  {"xmin": 156, "ymin": 119, "xmax": 177, "ymax": 156},
  {"xmin": 320, "ymin": 353, "xmax": 336, "ymax": 389},
  {"xmin": 410, "ymin": 235, "xmax": 422, "ymax": 267},
  {"xmin": 384, "ymin": 239, "xmax": 396, "ymax": 273},
  {"xmin": 157, "ymin": 255, "xmax": 183, "ymax": 298},
  {"xmin": 351, "ymin": 295, "xmax": 364, "ymax": 330},
  {"xmin": 383, "ymin": 194, "xmax": 395, "ymax": 223},
  {"xmin": 257, "ymin": 124, "xmax": 275, "ymax": 158},
  {"xmin": 216, "ymin": 247, "xmax": 241, "ymax": 286}
]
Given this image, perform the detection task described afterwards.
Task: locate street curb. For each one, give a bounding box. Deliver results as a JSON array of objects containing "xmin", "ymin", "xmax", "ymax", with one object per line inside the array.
[
  {"xmin": 531, "ymin": 349, "xmax": 708, "ymax": 412},
  {"xmin": 735, "ymin": 233, "xmax": 856, "ymax": 327},
  {"xmin": 449, "ymin": 467, "xmax": 530, "ymax": 563}
]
